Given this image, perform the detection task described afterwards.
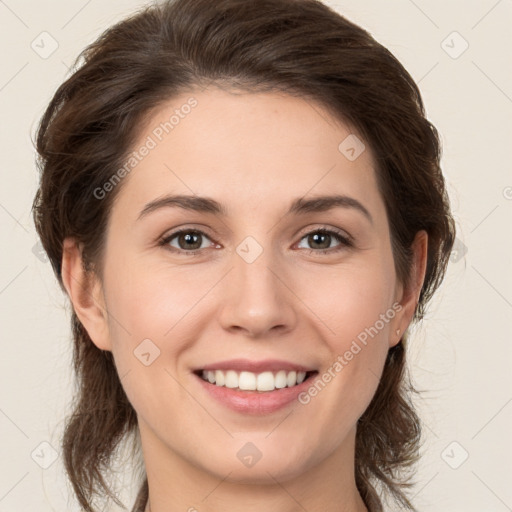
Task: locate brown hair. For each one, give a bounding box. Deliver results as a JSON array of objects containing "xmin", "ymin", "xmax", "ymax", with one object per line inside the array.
[{"xmin": 32, "ymin": 0, "xmax": 455, "ymax": 510}]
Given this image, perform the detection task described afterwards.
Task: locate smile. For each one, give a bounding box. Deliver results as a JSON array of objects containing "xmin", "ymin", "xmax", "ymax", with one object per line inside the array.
[{"xmin": 196, "ymin": 369, "xmax": 317, "ymax": 392}]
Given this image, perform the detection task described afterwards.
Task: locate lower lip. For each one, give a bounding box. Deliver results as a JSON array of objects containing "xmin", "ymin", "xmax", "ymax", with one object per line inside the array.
[{"xmin": 194, "ymin": 372, "xmax": 318, "ymax": 415}]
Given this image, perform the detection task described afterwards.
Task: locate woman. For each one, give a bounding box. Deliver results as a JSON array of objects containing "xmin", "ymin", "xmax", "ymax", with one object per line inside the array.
[{"xmin": 32, "ymin": 0, "xmax": 455, "ymax": 510}]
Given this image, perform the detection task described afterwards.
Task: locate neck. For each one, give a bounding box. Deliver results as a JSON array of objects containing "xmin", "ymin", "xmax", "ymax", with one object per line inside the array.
[{"xmin": 140, "ymin": 422, "xmax": 368, "ymax": 512}]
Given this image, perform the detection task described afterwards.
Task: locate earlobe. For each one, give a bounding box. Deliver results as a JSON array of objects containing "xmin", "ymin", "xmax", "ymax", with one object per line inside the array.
[
  {"xmin": 390, "ymin": 230, "xmax": 428, "ymax": 348},
  {"xmin": 61, "ymin": 238, "xmax": 112, "ymax": 351}
]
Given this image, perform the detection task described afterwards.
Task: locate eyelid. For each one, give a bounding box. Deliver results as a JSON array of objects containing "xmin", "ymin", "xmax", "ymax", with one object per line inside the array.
[
  {"xmin": 294, "ymin": 224, "xmax": 353, "ymax": 245},
  {"xmin": 158, "ymin": 224, "xmax": 354, "ymax": 255},
  {"xmin": 158, "ymin": 226, "xmax": 218, "ymax": 254}
]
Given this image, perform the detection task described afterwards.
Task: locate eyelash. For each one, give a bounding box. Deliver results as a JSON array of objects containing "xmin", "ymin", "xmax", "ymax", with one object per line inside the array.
[{"xmin": 158, "ymin": 226, "xmax": 353, "ymax": 257}]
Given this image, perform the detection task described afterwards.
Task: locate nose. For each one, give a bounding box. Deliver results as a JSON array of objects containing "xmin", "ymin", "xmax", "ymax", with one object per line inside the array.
[{"xmin": 217, "ymin": 244, "xmax": 298, "ymax": 339}]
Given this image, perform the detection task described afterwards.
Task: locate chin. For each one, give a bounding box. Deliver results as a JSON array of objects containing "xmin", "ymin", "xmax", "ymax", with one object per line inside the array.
[{"xmin": 200, "ymin": 443, "xmax": 313, "ymax": 485}]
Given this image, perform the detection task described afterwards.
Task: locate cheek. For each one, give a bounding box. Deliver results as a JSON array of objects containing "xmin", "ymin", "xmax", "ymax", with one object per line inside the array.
[
  {"xmin": 100, "ymin": 260, "xmax": 204, "ymax": 425},
  {"xmin": 104, "ymin": 244, "xmax": 396, "ymax": 377},
  {"xmin": 105, "ymin": 255, "xmax": 206, "ymax": 334},
  {"xmin": 101, "ymin": 256, "xmax": 221, "ymax": 377},
  {"xmin": 295, "ymin": 260, "xmax": 396, "ymax": 348},
  {"xmin": 292, "ymin": 260, "xmax": 395, "ymax": 415},
  {"xmin": 96, "ymin": 239, "xmax": 398, "ymax": 480}
]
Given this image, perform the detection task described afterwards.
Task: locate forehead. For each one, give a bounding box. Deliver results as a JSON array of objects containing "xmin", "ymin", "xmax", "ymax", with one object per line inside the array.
[{"xmin": 110, "ymin": 87, "xmax": 385, "ymax": 225}]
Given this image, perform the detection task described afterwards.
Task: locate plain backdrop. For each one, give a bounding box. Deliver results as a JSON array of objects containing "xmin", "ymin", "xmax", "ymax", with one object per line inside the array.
[{"xmin": 1, "ymin": 0, "xmax": 511, "ymax": 511}]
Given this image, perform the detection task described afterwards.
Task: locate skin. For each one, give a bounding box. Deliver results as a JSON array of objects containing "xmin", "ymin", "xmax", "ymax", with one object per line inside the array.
[{"xmin": 61, "ymin": 87, "xmax": 427, "ymax": 512}]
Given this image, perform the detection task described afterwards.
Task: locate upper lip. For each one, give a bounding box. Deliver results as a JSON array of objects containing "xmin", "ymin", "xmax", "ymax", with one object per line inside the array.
[{"xmin": 195, "ymin": 358, "xmax": 317, "ymax": 374}]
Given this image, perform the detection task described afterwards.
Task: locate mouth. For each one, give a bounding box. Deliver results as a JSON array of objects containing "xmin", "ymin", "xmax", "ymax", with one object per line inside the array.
[
  {"xmin": 191, "ymin": 359, "xmax": 320, "ymax": 414},
  {"xmin": 193, "ymin": 368, "xmax": 319, "ymax": 393}
]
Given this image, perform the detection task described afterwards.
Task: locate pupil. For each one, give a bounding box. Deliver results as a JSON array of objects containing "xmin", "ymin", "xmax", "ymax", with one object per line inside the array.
[
  {"xmin": 180, "ymin": 232, "xmax": 201, "ymax": 250},
  {"xmin": 177, "ymin": 232, "xmax": 331, "ymax": 251},
  {"xmin": 310, "ymin": 232, "xmax": 330, "ymax": 249}
]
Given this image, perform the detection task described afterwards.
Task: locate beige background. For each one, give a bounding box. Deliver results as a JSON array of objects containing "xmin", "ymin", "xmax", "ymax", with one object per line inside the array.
[{"xmin": 1, "ymin": 0, "xmax": 511, "ymax": 510}]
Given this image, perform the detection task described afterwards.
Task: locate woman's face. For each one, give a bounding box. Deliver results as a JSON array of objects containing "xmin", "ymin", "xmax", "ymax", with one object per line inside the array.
[{"xmin": 67, "ymin": 87, "xmax": 423, "ymax": 487}]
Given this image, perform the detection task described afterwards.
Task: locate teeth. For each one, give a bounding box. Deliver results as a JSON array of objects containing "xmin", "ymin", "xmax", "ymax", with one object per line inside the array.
[
  {"xmin": 286, "ymin": 371, "xmax": 297, "ymax": 387},
  {"xmin": 215, "ymin": 370, "xmax": 225, "ymax": 386},
  {"xmin": 225, "ymin": 370, "xmax": 238, "ymax": 389},
  {"xmin": 274, "ymin": 370, "xmax": 288, "ymax": 388},
  {"xmin": 257, "ymin": 371, "xmax": 275, "ymax": 391},
  {"xmin": 200, "ymin": 369, "xmax": 309, "ymax": 391}
]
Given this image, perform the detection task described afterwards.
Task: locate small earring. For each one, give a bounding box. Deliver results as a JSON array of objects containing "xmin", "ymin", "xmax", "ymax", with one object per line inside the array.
[{"xmin": 396, "ymin": 329, "xmax": 401, "ymax": 337}]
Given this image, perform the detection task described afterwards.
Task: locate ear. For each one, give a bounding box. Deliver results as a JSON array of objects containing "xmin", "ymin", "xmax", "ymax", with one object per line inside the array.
[
  {"xmin": 61, "ymin": 237, "xmax": 112, "ymax": 351},
  {"xmin": 390, "ymin": 230, "xmax": 428, "ymax": 348}
]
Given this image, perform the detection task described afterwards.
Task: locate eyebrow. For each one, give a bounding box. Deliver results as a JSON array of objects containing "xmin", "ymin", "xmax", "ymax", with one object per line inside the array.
[{"xmin": 137, "ymin": 193, "xmax": 373, "ymax": 224}]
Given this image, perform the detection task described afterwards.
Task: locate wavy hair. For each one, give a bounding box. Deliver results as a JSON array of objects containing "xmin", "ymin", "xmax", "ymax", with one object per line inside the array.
[{"xmin": 32, "ymin": 0, "xmax": 456, "ymax": 510}]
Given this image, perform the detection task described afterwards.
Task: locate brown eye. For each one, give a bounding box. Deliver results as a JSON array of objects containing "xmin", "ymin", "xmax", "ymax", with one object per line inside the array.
[
  {"xmin": 175, "ymin": 231, "xmax": 203, "ymax": 250},
  {"xmin": 297, "ymin": 229, "xmax": 352, "ymax": 254},
  {"xmin": 307, "ymin": 232, "xmax": 332, "ymax": 250},
  {"xmin": 160, "ymin": 229, "xmax": 213, "ymax": 254}
]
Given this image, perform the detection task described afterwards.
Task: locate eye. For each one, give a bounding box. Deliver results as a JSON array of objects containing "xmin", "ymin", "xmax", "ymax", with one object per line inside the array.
[
  {"xmin": 158, "ymin": 226, "xmax": 353, "ymax": 256},
  {"xmin": 159, "ymin": 228, "xmax": 216, "ymax": 255},
  {"xmin": 296, "ymin": 228, "xmax": 353, "ymax": 254}
]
